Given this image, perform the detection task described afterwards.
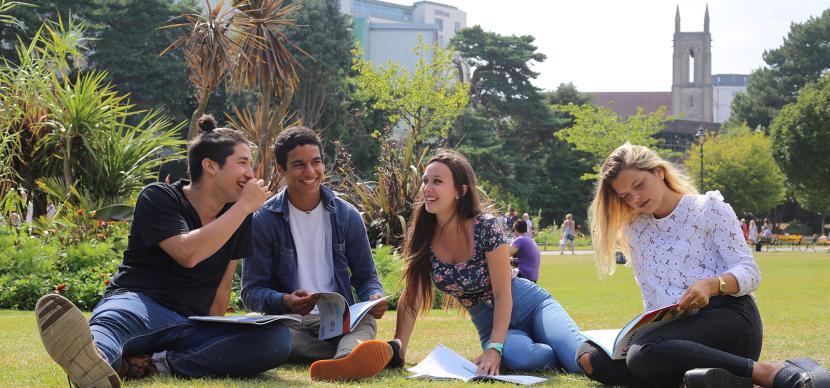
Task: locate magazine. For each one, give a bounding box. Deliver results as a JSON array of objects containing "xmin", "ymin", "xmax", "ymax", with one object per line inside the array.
[
  {"xmin": 315, "ymin": 292, "xmax": 391, "ymax": 340},
  {"xmin": 407, "ymin": 344, "xmax": 547, "ymax": 385},
  {"xmin": 580, "ymin": 303, "xmax": 696, "ymax": 360},
  {"xmin": 189, "ymin": 313, "xmax": 300, "ymax": 325}
]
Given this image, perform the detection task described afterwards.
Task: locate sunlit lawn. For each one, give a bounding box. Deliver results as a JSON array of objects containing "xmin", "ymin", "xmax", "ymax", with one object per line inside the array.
[{"xmin": 2, "ymin": 251, "xmax": 828, "ymax": 387}]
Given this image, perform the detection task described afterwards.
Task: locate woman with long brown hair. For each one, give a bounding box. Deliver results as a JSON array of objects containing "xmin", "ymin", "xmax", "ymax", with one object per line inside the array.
[{"xmin": 391, "ymin": 149, "xmax": 585, "ymax": 376}]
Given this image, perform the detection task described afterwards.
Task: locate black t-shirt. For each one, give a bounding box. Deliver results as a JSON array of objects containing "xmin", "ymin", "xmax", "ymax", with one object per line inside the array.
[{"xmin": 107, "ymin": 180, "xmax": 252, "ymax": 316}]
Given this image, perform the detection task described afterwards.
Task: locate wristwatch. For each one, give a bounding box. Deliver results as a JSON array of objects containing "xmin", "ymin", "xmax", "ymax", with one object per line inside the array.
[
  {"xmin": 717, "ymin": 276, "xmax": 727, "ymax": 295},
  {"xmin": 486, "ymin": 342, "xmax": 504, "ymax": 356}
]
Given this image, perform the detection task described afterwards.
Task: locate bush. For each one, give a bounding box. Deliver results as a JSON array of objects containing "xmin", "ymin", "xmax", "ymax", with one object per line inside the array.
[
  {"xmin": 785, "ymin": 219, "xmax": 814, "ymax": 236},
  {"xmin": 0, "ymin": 222, "xmax": 126, "ymax": 310},
  {"xmin": 373, "ymin": 245, "xmax": 404, "ymax": 309}
]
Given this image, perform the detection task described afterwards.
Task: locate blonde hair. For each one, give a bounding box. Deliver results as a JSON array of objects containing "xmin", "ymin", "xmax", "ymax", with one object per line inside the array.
[{"xmin": 588, "ymin": 143, "xmax": 698, "ymax": 275}]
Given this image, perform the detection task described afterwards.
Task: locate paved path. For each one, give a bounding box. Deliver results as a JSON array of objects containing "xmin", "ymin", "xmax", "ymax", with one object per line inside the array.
[{"xmin": 540, "ymin": 250, "xmax": 593, "ymax": 255}]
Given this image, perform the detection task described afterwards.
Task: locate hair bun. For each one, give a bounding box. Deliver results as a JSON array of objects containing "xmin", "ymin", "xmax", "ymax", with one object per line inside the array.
[{"xmin": 197, "ymin": 114, "xmax": 217, "ymax": 132}]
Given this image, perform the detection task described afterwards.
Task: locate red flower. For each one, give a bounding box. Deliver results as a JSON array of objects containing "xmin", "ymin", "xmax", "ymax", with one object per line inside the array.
[
  {"xmin": 103, "ymin": 279, "xmax": 110, "ymax": 286},
  {"xmin": 76, "ymin": 209, "xmax": 85, "ymax": 216},
  {"xmin": 54, "ymin": 284, "xmax": 67, "ymax": 293}
]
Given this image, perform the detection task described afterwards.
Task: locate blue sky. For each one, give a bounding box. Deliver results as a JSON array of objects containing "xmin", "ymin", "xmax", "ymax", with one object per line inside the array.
[{"xmin": 384, "ymin": 0, "xmax": 828, "ymax": 92}]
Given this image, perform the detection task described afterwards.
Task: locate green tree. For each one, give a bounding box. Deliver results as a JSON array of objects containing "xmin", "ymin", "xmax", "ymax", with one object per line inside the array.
[
  {"xmin": 352, "ymin": 39, "xmax": 469, "ymax": 148},
  {"xmin": 770, "ymin": 73, "xmax": 830, "ymax": 215},
  {"xmin": 283, "ymin": 0, "xmax": 353, "ymax": 131},
  {"xmin": 0, "ymin": 16, "xmax": 186, "ymax": 209},
  {"xmin": 451, "ymin": 25, "xmax": 545, "ymax": 117},
  {"xmin": 685, "ymin": 127, "xmax": 785, "ymax": 215},
  {"xmin": 0, "ymin": 0, "xmax": 196, "ymax": 122},
  {"xmin": 280, "ymin": 0, "xmax": 381, "ymax": 174},
  {"xmin": 451, "ymin": 27, "xmax": 590, "ymax": 225},
  {"xmin": 729, "ymin": 9, "xmax": 830, "ymax": 130},
  {"xmin": 554, "ymin": 104, "xmax": 675, "ymax": 179},
  {"xmin": 337, "ymin": 40, "xmax": 469, "ymax": 246},
  {"xmin": 87, "ymin": 0, "xmax": 194, "ymax": 122}
]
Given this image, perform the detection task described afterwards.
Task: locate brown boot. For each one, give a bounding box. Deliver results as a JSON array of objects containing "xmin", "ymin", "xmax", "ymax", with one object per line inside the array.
[
  {"xmin": 309, "ymin": 340, "xmax": 392, "ymax": 381},
  {"xmin": 116, "ymin": 355, "xmax": 157, "ymax": 380}
]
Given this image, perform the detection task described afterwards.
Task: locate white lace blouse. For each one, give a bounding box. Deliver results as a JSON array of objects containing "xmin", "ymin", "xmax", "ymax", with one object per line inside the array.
[{"xmin": 624, "ymin": 191, "xmax": 761, "ymax": 311}]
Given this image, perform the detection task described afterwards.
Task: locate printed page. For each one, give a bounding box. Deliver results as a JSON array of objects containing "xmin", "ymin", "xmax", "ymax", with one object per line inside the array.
[
  {"xmin": 407, "ymin": 344, "xmax": 477, "ymax": 381},
  {"xmin": 408, "ymin": 344, "xmax": 547, "ymax": 385},
  {"xmin": 315, "ymin": 292, "xmax": 348, "ymax": 339},
  {"xmin": 188, "ymin": 314, "xmax": 300, "ymax": 325},
  {"xmin": 579, "ymin": 329, "xmax": 620, "ymax": 359},
  {"xmin": 348, "ymin": 296, "xmax": 391, "ymax": 330}
]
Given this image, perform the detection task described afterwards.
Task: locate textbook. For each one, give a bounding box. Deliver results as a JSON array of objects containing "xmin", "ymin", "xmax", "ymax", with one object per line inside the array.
[
  {"xmin": 580, "ymin": 303, "xmax": 695, "ymax": 360},
  {"xmin": 189, "ymin": 314, "xmax": 300, "ymax": 325},
  {"xmin": 315, "ymin": 292, "xmax": 391, "ymax": 340},
  {"xmin": 407, "ymin": 344, "xmax": 546, "ymax": 385}
]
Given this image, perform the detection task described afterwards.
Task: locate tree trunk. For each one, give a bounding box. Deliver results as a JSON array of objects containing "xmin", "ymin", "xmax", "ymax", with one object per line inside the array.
[
  {"xmin": 188, "ymin": 90, "xmax": 212, "ymax": 140},
  {"xmin": 62, "ymin": 134, "xmax": 73, "ymax": 189}
]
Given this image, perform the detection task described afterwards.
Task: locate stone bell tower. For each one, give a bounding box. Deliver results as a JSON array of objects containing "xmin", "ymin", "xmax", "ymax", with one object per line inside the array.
[{"xmin": 671, "ymin": 5, "xmax": 713, "ymax": 122}]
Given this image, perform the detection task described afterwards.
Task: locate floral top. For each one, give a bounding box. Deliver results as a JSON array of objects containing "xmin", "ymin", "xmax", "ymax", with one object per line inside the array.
[
  {"xmin": 624, "ymin": 191, "xmax": 761, "ymax": 311},
  {"xmin": 431, "ymin": 214, "xmax": 508, "ymax": 308}
]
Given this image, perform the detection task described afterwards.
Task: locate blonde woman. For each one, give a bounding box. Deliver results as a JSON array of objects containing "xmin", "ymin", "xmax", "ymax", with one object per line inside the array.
[
  {"xmin": 559, "ymin": 214, "xmax": 575, "ymax": 255},
  {"xmin": 578, "ymin": 143, "xmax": 828, "ymax": 388},
  {"xmin": 748, "ymin": 219, "xmax": 758, "ymax": 245}
]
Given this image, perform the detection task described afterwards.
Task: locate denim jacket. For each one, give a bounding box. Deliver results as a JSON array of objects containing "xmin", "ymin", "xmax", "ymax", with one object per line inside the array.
[{"xmin": 241, "ymin": 185, "xmax": 383, "ymax": 314}]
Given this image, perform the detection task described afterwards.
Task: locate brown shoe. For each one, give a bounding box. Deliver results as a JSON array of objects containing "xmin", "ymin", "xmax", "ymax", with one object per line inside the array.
[
  {"xmin": 36, "ymin": 294, "xmax": 121, "ymax": 388},
  {"xmin": 116, "ymin": 355, "xmax": 157, "ymax": 380},
  {"xmin": 309, "ymin": 339, "xmax": 392, "ymax": 381}
]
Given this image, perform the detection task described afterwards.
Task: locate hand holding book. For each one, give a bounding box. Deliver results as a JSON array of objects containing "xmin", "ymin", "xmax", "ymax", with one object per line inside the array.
[{"xmin": 282, "ymin": 289, "xmax": 320, "ymax": 315}]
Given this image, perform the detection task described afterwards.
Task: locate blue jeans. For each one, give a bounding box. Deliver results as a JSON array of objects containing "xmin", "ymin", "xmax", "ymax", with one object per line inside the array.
[
  {"xmin": 467, "ymin": 277, "xmax": 586, "ymax": 373},
  {"xmin": 89, "ymin": 290, "xmax": 291, "ymax": 378}
]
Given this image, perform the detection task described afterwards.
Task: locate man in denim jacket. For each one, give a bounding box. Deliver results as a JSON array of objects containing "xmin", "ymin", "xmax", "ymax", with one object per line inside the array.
[{"xmin": 241, "ymin": 126, "xmax": 392, "ymax": 381}]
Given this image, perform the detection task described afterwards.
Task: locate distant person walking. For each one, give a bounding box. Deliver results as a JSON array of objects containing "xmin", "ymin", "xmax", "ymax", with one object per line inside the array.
[
  {"xmin": 560, "ymin": 214, "xmax": 576, "ymax": 255},
  {"xmin": 523, "ymin": 213, "xmax": 532, "ymax": 236}
]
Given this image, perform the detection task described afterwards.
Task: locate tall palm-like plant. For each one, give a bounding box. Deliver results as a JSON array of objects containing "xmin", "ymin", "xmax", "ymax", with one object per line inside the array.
[
  {"xmin": 161, "ymin": 0, "xmax": 240, "ymax": 140},
  {"xmin": 42, "ymin": 71, "xmax": 131, "ymax": 188},
  {"xmin": 163, "ymin": 0, "xmax": 301, "ymax": 182},
  {"xmin": 0, "ymin": 15, "xmax": 89, "ymax": 194},
  {"xmin": 231, "ymin": 0, "xmax": 301, "ymax": 183}
]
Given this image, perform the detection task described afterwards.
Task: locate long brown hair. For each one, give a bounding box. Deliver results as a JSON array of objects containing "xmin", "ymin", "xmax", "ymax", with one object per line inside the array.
[
  {"xmin": 401, "ymin": 149, "xmax": 483, "ymax": 315},
  {"xmin": 588, "ymin": 143, "xmax": 698, "ymax": 275}
]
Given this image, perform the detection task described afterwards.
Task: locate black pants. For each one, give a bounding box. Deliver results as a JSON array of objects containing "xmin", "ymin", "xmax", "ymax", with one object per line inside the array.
[{"xmin": 578, "ymin": 295, "xmax": 763, "ymax": 387}]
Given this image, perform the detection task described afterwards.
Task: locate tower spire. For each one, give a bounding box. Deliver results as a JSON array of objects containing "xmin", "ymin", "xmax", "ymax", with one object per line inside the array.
[
  {"xmin": 704, "ymin": 4, "xmax": 709, "ymax": 33},
  {"xmin": 675, "ymin": 5, "xmax": 681, "ymax": 33}
]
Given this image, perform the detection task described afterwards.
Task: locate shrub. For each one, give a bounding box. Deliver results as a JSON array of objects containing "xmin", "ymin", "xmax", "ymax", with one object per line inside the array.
[
  {"xmin": 373, "ymin": 245, "xmax": 403, "ymax": 309},
  {"xmin": 785, "ymin": 219, "xmax": 814, "ymax": 236}
]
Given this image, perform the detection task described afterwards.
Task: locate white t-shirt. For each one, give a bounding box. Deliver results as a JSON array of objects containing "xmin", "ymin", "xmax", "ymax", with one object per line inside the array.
[
  {"xmin": 624, "ymin": 191, "xmax": 761, "ymax": 311},
  {"xmin": 525, "ymin": 219, "xmax": 532, "ymax": 236},
  {"xmin": 288, "ymin": 201, "xmax": 335, "ymax": 297}
]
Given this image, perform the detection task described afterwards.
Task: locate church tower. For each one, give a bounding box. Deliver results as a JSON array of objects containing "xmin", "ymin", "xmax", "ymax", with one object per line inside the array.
[{"xmin": 671, "ymin": 5, "xmax": 713, "ymax": 122}]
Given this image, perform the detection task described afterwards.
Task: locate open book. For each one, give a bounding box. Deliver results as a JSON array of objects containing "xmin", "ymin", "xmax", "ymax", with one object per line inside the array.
[
  {"xmin": 407, "ymin": 344, "xmax": 547, "ymax": 385},
  {"xmin": 189, "ymin": 314, "xmax": 300, "ymax": 325},
  {"xmin": 315, "ymin": 292, "xmax": 390, "ymax": 340},
  {"xmin": 580, "ymin": 303, "xmax": 695, "ymax": 360}
]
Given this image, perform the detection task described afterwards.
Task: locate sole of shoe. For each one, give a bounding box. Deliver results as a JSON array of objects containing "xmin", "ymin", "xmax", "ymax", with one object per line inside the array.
[
  {"xmin": 684, "ymin": 368, "xmax": 753, "ymax": 388},
  {"xmin": 36, "ymin": 294, "xmax": 121, "ymax": 388},
  {"xmin": 310, "ymin": 339, "xmax": 392, "ymax": 381}
]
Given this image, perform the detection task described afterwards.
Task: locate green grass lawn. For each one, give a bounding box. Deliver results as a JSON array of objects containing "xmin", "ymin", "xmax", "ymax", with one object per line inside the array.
[{"xmin": 2, "ymin": 251, "xmax": 828, "ymax": 387}]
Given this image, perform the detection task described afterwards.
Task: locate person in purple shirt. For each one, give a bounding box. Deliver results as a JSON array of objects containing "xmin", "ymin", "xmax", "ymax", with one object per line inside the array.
[{"xmin": 509, "ymin": 219, "xmax": 540, "ymax": 282}]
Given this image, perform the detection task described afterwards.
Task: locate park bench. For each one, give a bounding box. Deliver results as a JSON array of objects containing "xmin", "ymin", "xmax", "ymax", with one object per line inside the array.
[
  {"xmin": 777, "ymin": 234, "xmax": 801, "ymax": 249},
  {"xmin": 797, "ymin": 235, "xmax": 817, "ymax": 252},
  {"xmin": 756, "ymin": 236, "xmax": 777, "ymax": 252}
]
